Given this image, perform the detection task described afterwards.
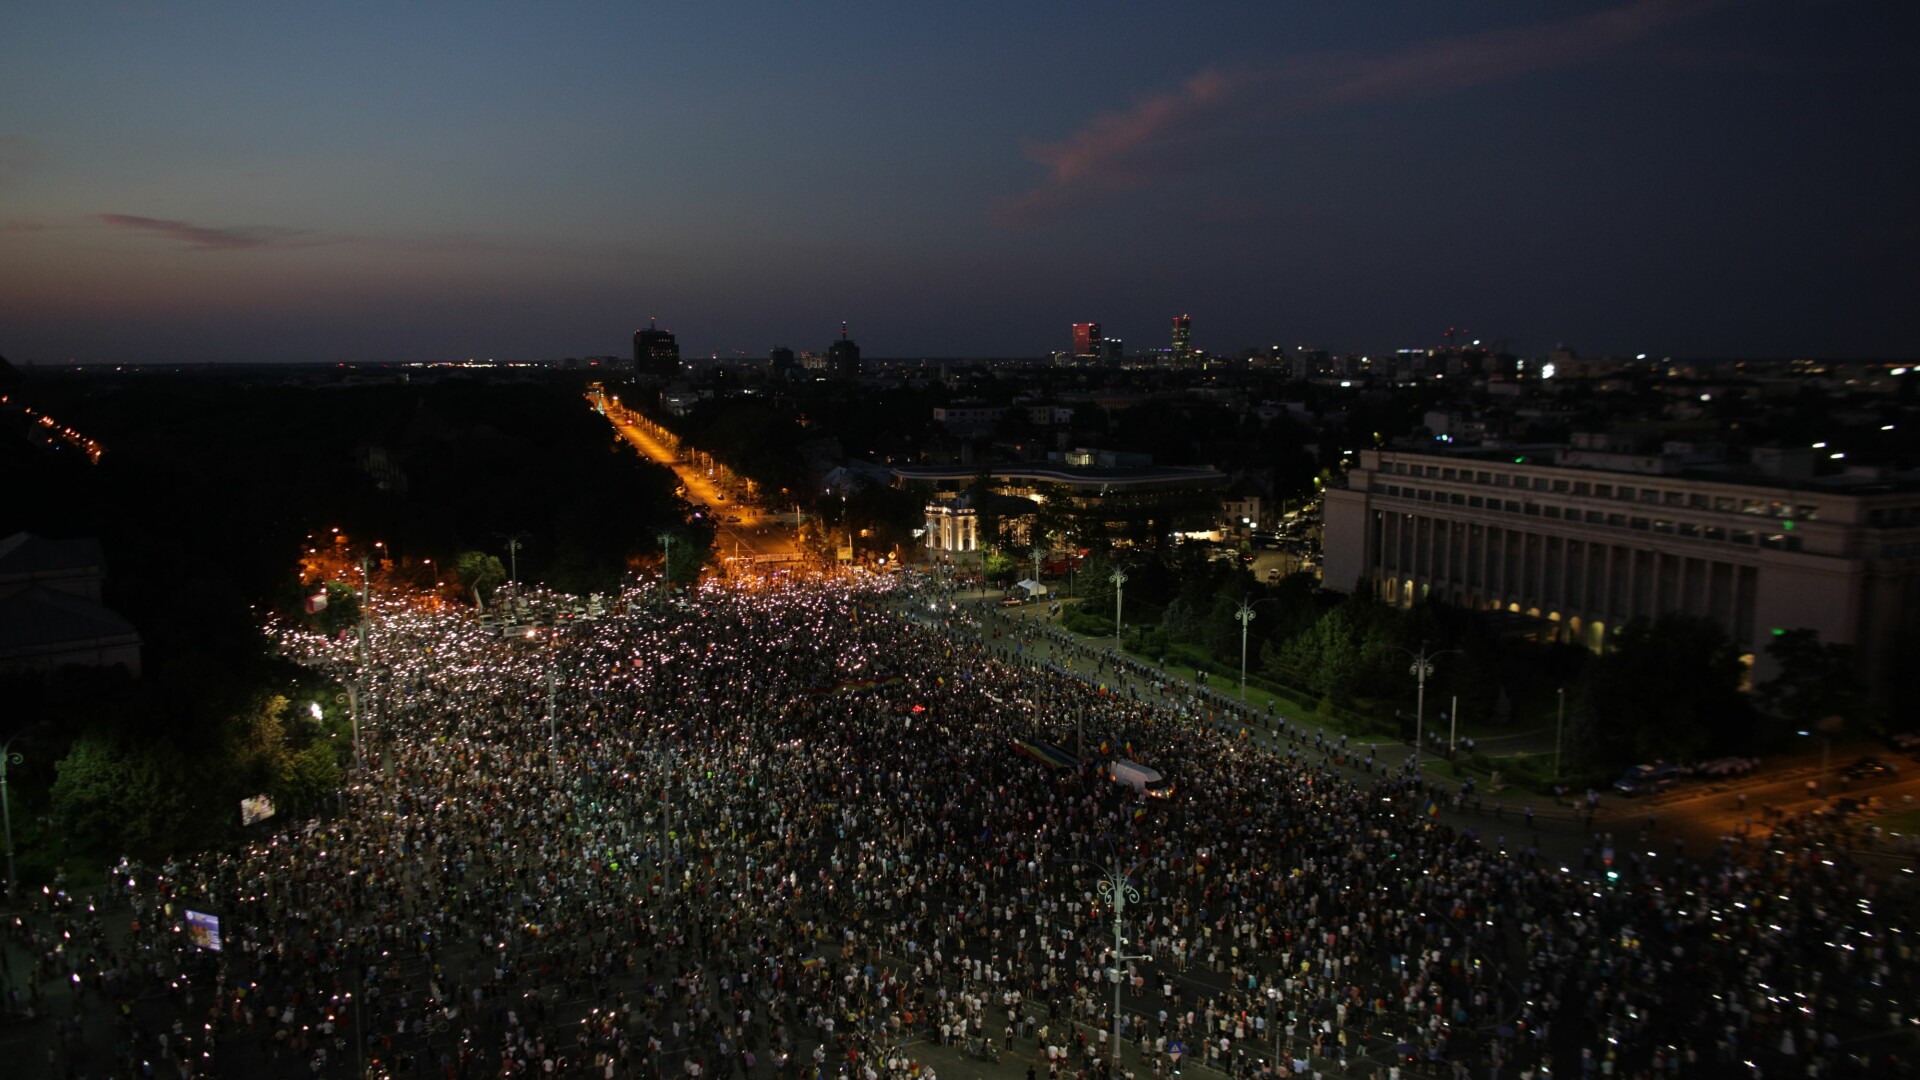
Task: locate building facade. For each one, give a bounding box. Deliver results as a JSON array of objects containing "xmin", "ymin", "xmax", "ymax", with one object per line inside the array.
[
  {"xmin": 1072, "ymin": 322, "xmax": 1103, "ymax": 359},
  {"xmin": 633, "ymin": 319, "xmax": 680, "ymax": 378},
  {"xmin": 0, "ymin": 532, "xmax": 143, "ymax": 676},
  {"xmin": 827, "ymin": 327, "xmax": 861, "ymax": 380},
  {"xmin": 1171, "ymin": 314, "xmax": 1193, "ymax": 362},
  {"xmin": 1323, "ymin": 449, "xmax": 1920, "ymax": 693},
  {"xmin": 924, "ymin": 499, "xmax": 984, "ymax": 554}
]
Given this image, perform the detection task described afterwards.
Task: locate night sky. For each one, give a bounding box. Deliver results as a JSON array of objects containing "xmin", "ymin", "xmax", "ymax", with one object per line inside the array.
[{"xmin": 3, "ymin": 1, "xmax": 1913, "ymax": 364}]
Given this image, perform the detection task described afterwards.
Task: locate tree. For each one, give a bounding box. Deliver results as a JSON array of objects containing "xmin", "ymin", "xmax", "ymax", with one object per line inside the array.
[
  {"xmin": 1028, "ymin": 483, "xmax": 1075, "ymax": 551},
  {"xmin": 1572, "ymin": 615, "xmax": 1751, "ymax": 768},
  {"xmin": 277, "ymin": 742, "xmax": 343, "ymax": 815},
  {"xmin": 454, "ymin": 551, "xmax": 506, "ymax": 603},
  {"xmin": 1755, "ymin": 629, "xmax": 1870, "ymax": 737},
  {"xmin": 50, "ymin": 733, "xmax": 197, "ymax": 856},
  {"xmin": 982, "ymin": 548, "xmax": 1016, "ymax": 586}
]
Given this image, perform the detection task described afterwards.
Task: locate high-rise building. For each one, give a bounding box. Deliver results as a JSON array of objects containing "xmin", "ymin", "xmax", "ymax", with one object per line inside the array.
[
  {"xmin": 1072, "ymin": 322, "xmax": 1104, "ymax": 359},
  {"xmin": 827, "ymin": 322, "xmax": 862, "ymax": 380},
  {"xmin": 768, "ymin": 346, "xmax": 797, "ymax": 378},
  {"xmin": 633, "ymin": 318, "xmax": 680, "ymax": 378},
  {"xmin": 1171, "ymin": 314, "xmax": 1193, "ymax": 361}
]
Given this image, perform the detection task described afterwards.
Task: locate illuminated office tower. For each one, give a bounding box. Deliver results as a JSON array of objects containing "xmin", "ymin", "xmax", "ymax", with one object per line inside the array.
[
  {"xmin": 633, "ymin": 318, "xmax": 680, "ymax": 377},
  {"xmin": 1072, "ymin": 322, "xmax": 1103, "ymax": 359},
  {"xmin": 1171, "ymin": 314, "xmax": 1193, "ymax": 361}
]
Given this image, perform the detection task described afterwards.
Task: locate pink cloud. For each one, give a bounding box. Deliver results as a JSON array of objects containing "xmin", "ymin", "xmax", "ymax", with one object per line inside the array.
[
  {"xmin": 95, "ymin": 213, "xmax": 318, "ymax": 250},
  {"xmin": 997, "ymin": 0, "xmax": 1728, "ymax": 225}
]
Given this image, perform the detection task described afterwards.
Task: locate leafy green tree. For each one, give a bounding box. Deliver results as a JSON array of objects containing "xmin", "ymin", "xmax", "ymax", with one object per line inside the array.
[
  {"xmin": 277, "ymin": 742, "xmax": 344, "ymax": 815},
  {"xmin": 1755, "ymin": 629, "xmax": 1870, "ymax": 737},
  {"xmin": 1571, "ymin": 615, "xmax": 1751, "ymax": 768},
  {"xmin": 50, "ymin": 734, "xmax": 197, "ymax": 856},
  {"xmin": 1263, "ymin": 593, "xmax": 1405, "ymax": 700},
  {"xmin": 846, "ymin": 483, "xmax": 924, "ymax": 558},
  {"xmin": 224, "ymin": 693, "xmax": 292, "ymax": 796},
  {"xmin": 454, "ymin": 551, "xmax": 506, "ymax": 603},
  {"xmin": 982, "ymin": 548, "xmax": 1016, "ymax": 586},
  {"xmin": 662, "ymin": 523, "xmax": 714, "ymax": 585},
  {"xmin": 1029, "ymin": 484, "xmax": 1075, "ymax": 550}
]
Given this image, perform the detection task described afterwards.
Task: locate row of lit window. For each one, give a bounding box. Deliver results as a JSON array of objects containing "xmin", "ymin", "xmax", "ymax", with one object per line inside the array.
[
  {"xmin": 1383, "ymin": 460, "xmax": 1818, "ymax": 520},
  {"xmin": 1377, "ymin": 487, "xmax": 1805, "ymax": 551}
]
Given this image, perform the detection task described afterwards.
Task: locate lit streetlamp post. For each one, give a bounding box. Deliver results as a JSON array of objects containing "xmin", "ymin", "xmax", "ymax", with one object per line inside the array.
[
  {"xmin": 0, "ymin": 735, "xmax": 23, "ymax": 899},
  {"xmin": 499, "ymin": 534, "xmax": 526, "ymax": 585},
  {"xmin": 1555, "ymin": 687, "xmax": 1566, "ymax": 780},
  {"xmin": 1235, "ymin": 597, "xmax": 1256, "ymax": 701},
  {"xmin": 1030, "ymin": 546, "xmax": 1045, "ymax": 593},
  {"xmin": 1399, "ymin": 643, "xmax": 1461, "ymax": 766},
  {"xmin": 343, "ymin": 683, "xmax": 363, "ymax": 769},
  {"xmin": 546, "ymin": 667, "xmax": 558, "ymax": 783},
  {"xmin": 1096, "ymin": 861, "xmax": 1151, "ymax": 1070},
  {"xmin": 1110, "ymin": 568, "xmax": 1127, "ymax": 649}
]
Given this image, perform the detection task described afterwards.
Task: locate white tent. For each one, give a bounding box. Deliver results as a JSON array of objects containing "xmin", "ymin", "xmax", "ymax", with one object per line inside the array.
[{"xmin": 1016, "ymin": 578, "xmax": 1049, "ymax": 597}]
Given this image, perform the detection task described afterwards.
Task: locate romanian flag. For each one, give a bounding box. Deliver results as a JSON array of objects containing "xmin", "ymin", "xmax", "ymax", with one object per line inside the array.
[
  {"xmin": 1012, "ymin": 739, "xmax": 1079, "ymax": 770},
  {"xmin": 1133, "ymin": 807, "xmax": 1148, "ymax": 823},
  {"xmin": 801, "ymin": 957, "xmax": 824, "ymax": 970},
  {"xmin": 1424, "ymin": 799, "xmax": 1439, "ymax": 818}
]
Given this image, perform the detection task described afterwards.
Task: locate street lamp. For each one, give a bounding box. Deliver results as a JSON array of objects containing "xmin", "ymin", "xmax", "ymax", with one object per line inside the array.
[
  {"xmin": 0, "ymin": 735, "xmax": 23, "ymax": 899},
  {"xmin": 1398, "ymin": 643, "xmax": 1461, "ymax": 766},
  {"xmin": 1109, "ymin": 568, "xmax": 1128, "ymax": 649},
  {"xmin": 1095, "ymin": 861, "xmax": 1151, "ymax": 1070},
  {"xmin": 1030, "ymin": 546, "xmax": 1045, "ymax": 593},
  {"xmin": 657, "ymin": 531, "xmax": 674, "ymax": 596},
  {"xmin": 498, "ymin": 533, "xmax": 528, "ymax": 586},
  {"xmin": 1235, "ymin": 597, "xmax": 1256, "ymax": 701},
  {"xmin": 1555, "ymin": 687, "xmax": 1566, "ymax": 780},
  {"xmin": 341, "ymin": 685, "xmax": 363, "ymax": 769}
]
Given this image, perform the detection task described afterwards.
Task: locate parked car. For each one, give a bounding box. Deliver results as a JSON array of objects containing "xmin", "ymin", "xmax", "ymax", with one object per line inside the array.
[
  {"xmin": 1613, "ymin": 762, "xmax": 1683, "ymax": 796},
  {"xmin": 1840, "ymin": 757, "xmax": 1899, "ymax": 782}
]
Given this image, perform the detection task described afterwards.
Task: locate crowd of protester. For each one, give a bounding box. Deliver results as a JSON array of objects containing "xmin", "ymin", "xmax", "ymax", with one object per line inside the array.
[{"xmin": 3, "ymin": 570, "xmax": 1915, "ymax": 1079}]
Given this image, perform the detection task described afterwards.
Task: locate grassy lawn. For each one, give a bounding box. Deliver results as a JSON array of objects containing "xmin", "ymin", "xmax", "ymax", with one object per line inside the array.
[{"xmin": 1878, "ymin": 806, "xmax": 1920, "ymax": 840}]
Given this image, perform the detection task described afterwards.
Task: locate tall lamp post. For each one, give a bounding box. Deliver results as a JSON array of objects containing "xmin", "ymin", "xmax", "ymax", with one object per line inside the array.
[
  {"xmin": 1399, "ymin": 643, "xmax": 1461, "ymax": 766},
  {"xmin": 1235, "ymin": 597, "xmax": 1256, "ymax": 701},
  {"xmin": 657, "ymin": 531, "xmax": 675, "ymax": 597},
  {"xmin": 1109, "ymin": 568, "xmax": 1127, "ymax": 650},
  {"xmin": 1554, "ymin": 687, "xmax": 1566, "ymax": 780},
  {"xmin": 1096, "ymin": 861, "xmax": 1152, "ymax": 1070},
  {"xmin": 546, "ymin": 667, "xmax": 559, "ymax": 783},
  {"xmin": 498, "ymin": 533, "xmax": 527, "ymax": 585},
  {"xmin": 0, "ymin": 735, "xmax": 23, "ymax": 899},
  {"xmin": 1030, "ymin": 547, "xmax": 1045, "ymax": 594}
]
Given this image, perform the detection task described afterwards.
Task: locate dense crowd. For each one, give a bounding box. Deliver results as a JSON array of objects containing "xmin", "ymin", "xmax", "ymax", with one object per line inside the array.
[{"xmin": 4, "ymin": 571, "xmax": 1916, "ymax": 1079}]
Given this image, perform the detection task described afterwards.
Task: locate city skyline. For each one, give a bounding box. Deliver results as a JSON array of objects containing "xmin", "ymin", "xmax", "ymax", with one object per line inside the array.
[{"xmin": 2, "ymin": 1, "xmax": 1913, "ymax": 364}]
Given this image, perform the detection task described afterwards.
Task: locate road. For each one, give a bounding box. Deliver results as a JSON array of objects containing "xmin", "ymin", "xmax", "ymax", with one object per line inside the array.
[
  {"xmin": 586, "ymin": 388, "xmax": 807, "ymax": 572},
  {"xmin": 980, "ymin": 593, "xmax": 1920, "ymax": 881}
]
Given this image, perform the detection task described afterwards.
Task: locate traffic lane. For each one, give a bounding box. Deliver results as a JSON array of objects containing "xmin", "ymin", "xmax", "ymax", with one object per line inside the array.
[{"xmin": 1579, "ymin": 770, "xmax": 1920, "ymax": 878}]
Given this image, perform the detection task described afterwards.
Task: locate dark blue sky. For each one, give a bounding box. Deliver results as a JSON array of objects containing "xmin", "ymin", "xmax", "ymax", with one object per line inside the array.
[{"xmin": 2, "ymin": 1, "xmax": 1912, "ymax": 363}]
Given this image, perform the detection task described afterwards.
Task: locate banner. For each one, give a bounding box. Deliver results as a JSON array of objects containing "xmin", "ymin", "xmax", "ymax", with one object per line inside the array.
[
  {"xmin": 241, "ymin": 794, "xmax": 276, "ymax": 825},
  {"xmin": 185, "ymin": 910, "xmax": 222, "ymax": 951}
]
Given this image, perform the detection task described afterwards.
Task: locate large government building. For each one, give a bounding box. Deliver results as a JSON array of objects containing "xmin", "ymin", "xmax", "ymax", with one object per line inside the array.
[{"xmin": 1323, "ymin": 445, "xmax": 1920, "ymax": 693}]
